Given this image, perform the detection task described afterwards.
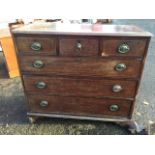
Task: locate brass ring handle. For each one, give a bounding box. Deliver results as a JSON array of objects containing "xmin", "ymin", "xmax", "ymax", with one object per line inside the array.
[
  {"xmin": 36, "ymin": 81, "xmax": 46, "ymax": 89},
  {"xmin": 112, "ymin": 85, "xmax": 122, "ymax": 93},
  {"xmin": 118, "ymin": 43, "xmax": 130, "ymax": 54},
  {"xmin": 40, "ymin": 100, "xmax": 48, "ymax": 107},
  {"xmin": 31, "ymin": 42, "xmax": 42, "ymax": 51},
  {"xmin": 109, "ymin": 104, "xmax": 119, "ymax": 112},
  {"xmin": 33, "ymin": 60, "xmax": 44, "ymax": 69},
  {"xmin": 115, "ymin": 63, "xmax": 126, "ymax": 72}
]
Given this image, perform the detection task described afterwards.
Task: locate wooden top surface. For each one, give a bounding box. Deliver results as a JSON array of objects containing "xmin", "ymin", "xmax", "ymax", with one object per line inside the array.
[{"xmin": 12, "ymin": 22, "xmax": 152, "ymax": 37}]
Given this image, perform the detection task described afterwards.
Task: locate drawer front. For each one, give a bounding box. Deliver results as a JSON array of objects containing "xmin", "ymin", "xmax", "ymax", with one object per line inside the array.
[
  {"xmin": 20, "ymin": 56, "xmax": 142, "ymax": 78},
  {"xmin": 23, "ymin": 76, "xmax": 137, "ymax": 98},
  {"xmin": 59, "ymin": 36, "xmax": 99, "ymax": 56},
  {"xmin": 101, "ymin": 38, "xmax": 147, "ymax": 57},
  {"xmin": 15, "ymin": 36, "xmax": 57, "ymax": 55},
  {"xmin": 27, "ymin": 94, "xmax": 132, "ymax": 118}
]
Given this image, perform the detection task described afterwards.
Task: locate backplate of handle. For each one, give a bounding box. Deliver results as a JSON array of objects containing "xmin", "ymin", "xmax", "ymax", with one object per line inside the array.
[
  {"xmin": 40, "ymin": 100, "xmax": 48, "ymax": 107},
  {"xmin": 109, "ymin": 104, "xmax": 119, "ymax": 112},
  {"xmin": 36, "ymin": 81, "xmax": 46, "ymax": 89},
  {"xmin": 112, "ymin": 84, "xmax": 122, "ymax": 93},
  {"xmin": 31, "ymin": 42, "xmax": 42, "ymax": 51},
  {"xmin": 115, "ymin": 63, "xmax": 127, "ymax": 72},
  {"xmin": 118, "ymin": 43, "xmax": 130, "ymax": 54},
  {"xmin": 33, "ymin": 60, "xmax": 44, "ymax": 69}
]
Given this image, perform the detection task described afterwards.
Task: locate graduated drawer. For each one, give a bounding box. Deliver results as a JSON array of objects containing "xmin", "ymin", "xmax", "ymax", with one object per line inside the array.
[
  {"xmin": 59, "ymin": 36, "xmax": 99, "ymax": 56},
  {"xmin": 23, "ymin": 76, "xmax": 137, "ymax": 99},
  {"xmin": 101, "ymin": 37, "xmax": 147, "ymax": 57},
  {"xmin": 14, "ymin": 35, "xmax": 57, "ymax": 55},
  {"xmin": 27, "ymin": 94, "xmax": 132, "ymax": 118},
  {"xmin": 20, "ymin": 56, "xmax": 142, "ymax": 78}
]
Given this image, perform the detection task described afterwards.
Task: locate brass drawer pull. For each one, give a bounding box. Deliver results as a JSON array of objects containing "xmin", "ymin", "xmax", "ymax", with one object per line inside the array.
[
  {"xmin": 40, "ymin": 100, "xmax": 48, "ymax": 107},
  {"xmin": 112, "ymin": 85, "xmax": 122, "ymax": 93},
  {"xmin": 76, "ymin": 41, "xmax": 82, "ymax": 50},
  {"xmin": 33, "ymin": 60, "xmax": 44, "ymax": 69},
  {"xmin": 118, "ymin": 43, "xmax": 130, "ymax": 54},
  {"xmin": 109, "ymin": 104, "xmax": 119, "ymax": 112},
  {"xmin": 36, "ymin": 81, "xmax": 46, "ymax": 89},
  {"xmin": 31, "ymin": 42, "xmax": 42, "ymax": 51},
  {"xmin": 115, "ymin": 63, "xmax": 126, "ymax": 72}
]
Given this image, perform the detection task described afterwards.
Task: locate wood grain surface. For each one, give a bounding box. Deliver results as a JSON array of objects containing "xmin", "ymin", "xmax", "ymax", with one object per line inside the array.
[
  {"xmin": 19, "ymin": 56, "xmax": 142, "ymax": 78},
  {"xmin": 27, "ymin": 94, "xmax": 132, "ymax": 118},
  {"xmin": 15, "ymin": 36, "xmax": 57, "ymax": 54},
  {"xmin": 59, "ymin": 36, "xmax": 99, "ymax": 56},
  {"xmin": 101, "ymin": 37, "xmax": 147, "ymax": 57},
  {"xmin": 23, "ymin": 75, "xmax": 137, "ymax": 98}
]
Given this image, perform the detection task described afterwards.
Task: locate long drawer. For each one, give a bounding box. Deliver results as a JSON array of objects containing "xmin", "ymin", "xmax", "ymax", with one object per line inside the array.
[
  {"xmin": 27, "ymin": 94, "xmax": 132, "ymax": 118},
  {"xmin": 23, "ymin": 76, "xmax": 137, "ymax": 98},
  {"xmin": 19, "ymin": 56, "xmax": 142, "ymax": 78}
]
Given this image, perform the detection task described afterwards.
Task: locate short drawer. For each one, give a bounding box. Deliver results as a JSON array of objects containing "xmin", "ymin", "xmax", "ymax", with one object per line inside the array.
[
  {"xmin": 15, "ymin": 36, "xmax": 57, "ymax": 55},
  {"xmin": 20, "ymin": 56, "xmax": 142, "ymax": 78},
  {"xmin": 59, "ymin": 36, "xmax": 99, "ymax": 56},
  {"xmin": 101, "ymin": 37, "xmax": 147, "ymax": 57},
  {"xmin": 23, "ymin": 76, "xmax": 137, "ymax": 99},
  {"xmin": 27, "ymin": 94, "xmax": 132, "ymax": 118}
]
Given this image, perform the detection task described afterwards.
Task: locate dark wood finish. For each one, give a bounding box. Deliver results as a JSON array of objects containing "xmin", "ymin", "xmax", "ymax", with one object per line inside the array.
[
  {"xmin": 15, "ymin": 36, "xmax": 57, "ymax": 55},
  {"xmin": 101, "ymin": 37, "xmax": 147, "ymax": 57},
  {"xmin": 23, "ymin": 75, "xmax": 137, "ymax": 98},
  {"xmin": 19, "ymin": 56, "xmax": 142, "ymax": 78},
  {"xmin": 11, "ymin": 23, "xmax": 152, "ymax": 130},
  {"xmin": 27, "ymin": 94, "xmax": 132, "ymax": 118},
  {"xmin": 59, "ymin": 36, "xmax": 99, "ymax": 56}
]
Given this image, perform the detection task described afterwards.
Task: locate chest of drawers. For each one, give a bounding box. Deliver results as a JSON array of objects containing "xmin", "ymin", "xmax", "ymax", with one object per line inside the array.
[{"xmin": 11, "ymin": 23, "xmax": 152, "ymax": 129}]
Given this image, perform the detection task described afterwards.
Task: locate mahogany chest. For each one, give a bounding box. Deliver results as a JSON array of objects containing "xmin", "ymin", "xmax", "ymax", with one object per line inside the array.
[{"xmin": 11, "ymin": 22, "xmax": 152, "ymax": 126}]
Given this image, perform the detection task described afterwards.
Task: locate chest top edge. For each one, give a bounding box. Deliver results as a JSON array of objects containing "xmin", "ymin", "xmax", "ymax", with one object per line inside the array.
[{"xmin": 11, "ymin": 23, "xmax": 153, "ymax": 37}]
